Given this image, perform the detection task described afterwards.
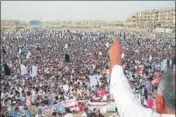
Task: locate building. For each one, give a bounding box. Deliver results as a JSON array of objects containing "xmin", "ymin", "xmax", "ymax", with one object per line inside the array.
[
  {"xmin": 127, "ymin": 8, "xmax": 175, "ymax": 29},
  {"xmin": 29, "ymin": 20, "xmax": 41, "ymax": 26},
  {"xmin": 1, "ymin": 20, "xmax": 28, "ymax": 29},
  {"xmin": 1, "ymin": 20, "xmax": 21, "ymax": 26}
]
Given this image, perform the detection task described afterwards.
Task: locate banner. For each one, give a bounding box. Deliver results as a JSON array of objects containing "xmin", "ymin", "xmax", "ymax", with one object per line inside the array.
[
  {"xmin": 19, "ymin": 48, "xmax": 21, "ymax": 55},
  {"xmin": 26, "ymin": 51, "xmax": 31, "ymax": 59},
  {"xmin": 106, "ymin": 102, "xmax": 117, "ymax": 112},
  {"xmin": 63, "ymin": 85, "xmax": 69, "ymax": 92},
  {"xmin": 88, "ymin": 102, "xmax": 117, "ymax": 113},
  {"xmin": 64, "ymin": 44, "xmax": 68, "ymax": 49},
  {"xmin": 30, "ymin": 65, "xmax": 38, "ymax": 78},
  {"xmin": 106, "ymin": 42, "xmax": 109, "ymax": 48},
  {"xmin": 64, "ymin": 99, "xmax": 78, "ymax": 108},
  {"xmin": 121, "ymin": 53, "xmax": 125, "ymax": 59},
  {"xmin": 89, "ymin": 75, "xmax": 98, "ymax": 88},
  {"xmin": 149, "ymin": 55, "xmax": 152, "ymax": 62},
  {"xmin": 64, "ymin": 99, "xmax": 79, "ymax": 111},
  {"xmin": 88, "ymin": 102, "xmax": 107, "ymax": 114}
]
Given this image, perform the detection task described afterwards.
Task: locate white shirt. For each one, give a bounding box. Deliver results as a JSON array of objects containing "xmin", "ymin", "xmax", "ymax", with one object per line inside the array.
[
  {"xmin": 35, "ymin": 114, "xmax": 45, "ymax": 117},
  {"xmin": 110, "ymin": 65, "xmax": 174, "ymax": 117},
  {"xmin": 109, "ymin": 113, "xmax": 120, "ymax": 117},
  {"xmin": 81, "ymin": 112, "xmax": 87, "ymax": 117},
  {"xmin": 64, "ymin": 113, "xmax": 74, "ymax": 117}
]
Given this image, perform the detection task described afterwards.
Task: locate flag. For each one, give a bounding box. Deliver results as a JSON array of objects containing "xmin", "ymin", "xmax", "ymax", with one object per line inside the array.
[
  {"xmin": 26, "ymin": 51, "xmax": 31, "ymax": 59},
  {"xmin": 30, "ymin": 65, "xmax": 38, "ymax": 78},
  {"xmin": 149, "ymin": 55, "xmax": 152, "ymax": 62},
  {"xmin": 65, "ymin": 44, "xmax": 68, "ymax": 49},
  {"xmin": 105, "ymin": 42, "xmax": 109, "ymax": 48},
  {"xmin": 19, "ymin": 48, "xmax": 21, "ymax": 55},
  {"xmin": 20, "ymin": 64, "xmax": 28, "ymax": 75},
  {"xmin": 161, "ymin": 59, "xmax": 167, "ymax": 73},
  {"xmin": 121, "ymin": 53, "xmax": 125, "ymax": 59}
]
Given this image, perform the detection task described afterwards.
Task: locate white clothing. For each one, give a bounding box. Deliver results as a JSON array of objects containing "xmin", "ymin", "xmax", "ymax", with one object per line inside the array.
[
  {"xmin": 149, "ymin": 55, "xmax": 152, "ymax": 62},
  {"xmin": 20, "ymin": 64, "xmax": 28, "ymax": 75},
  {"xmin": 109, "ymin": 113, "xmax": 120, "ymax": 117},
  {"xmin": 26, "ymin": 51, "xmax": 31, "ymax": 59},
  {"xmin": 121, "ymin": 53, "xmax": 125, "ymax": 59},
  {"xmin": 110, "ymin": 65, "xmax": 175, "ymax": 117},
  {"xmin": 30, "ymin": 65, "xmax": 38, "ymax": 78},
  {"xmin": 35, "ymin": 114, "xmax": 45, "ymax": 117},
  {"xmin": 64, "ymin": 113, "xmax": 74, "ymax": 117},
  {"xmin": 81, "ymin": 112, "xmax": 87, "ymax": 117}
]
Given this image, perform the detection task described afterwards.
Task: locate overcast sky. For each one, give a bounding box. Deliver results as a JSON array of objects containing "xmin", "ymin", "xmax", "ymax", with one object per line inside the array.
[{"xmin": 1, "ymin": 1, "xmax": 175, "ymax": 21}]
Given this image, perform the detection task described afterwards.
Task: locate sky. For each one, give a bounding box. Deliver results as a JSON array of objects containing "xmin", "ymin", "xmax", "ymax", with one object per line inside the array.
[{"xmin": 1, "ymin": 1, "xmax": 175, "ymax": 22}]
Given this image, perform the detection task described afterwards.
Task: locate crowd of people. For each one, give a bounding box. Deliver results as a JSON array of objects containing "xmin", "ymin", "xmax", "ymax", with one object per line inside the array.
[{"xmin": 1, "ymin": 27, "xmax": 175, "ymax": 117}]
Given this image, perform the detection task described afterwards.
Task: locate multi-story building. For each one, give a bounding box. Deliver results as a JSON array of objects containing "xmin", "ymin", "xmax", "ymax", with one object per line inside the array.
[
  {"xmin": 1, "ymin": 20, "xmax": 27, "ymax": 27},
  {"xmin": 127, "ymin": 8, "xmax": 175, "ymax": 29}
]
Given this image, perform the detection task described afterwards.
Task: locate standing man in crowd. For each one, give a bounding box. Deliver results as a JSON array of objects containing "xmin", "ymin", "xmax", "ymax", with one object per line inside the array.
[{"xmin": 109, "ymin": 38, "xmax": 175, "ymax": 117}]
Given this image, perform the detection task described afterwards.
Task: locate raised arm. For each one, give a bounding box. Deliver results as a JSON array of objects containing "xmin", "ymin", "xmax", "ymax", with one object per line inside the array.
[{"xmin": 109, "ymin": 37, "xmax": 154, "ymax": 117}]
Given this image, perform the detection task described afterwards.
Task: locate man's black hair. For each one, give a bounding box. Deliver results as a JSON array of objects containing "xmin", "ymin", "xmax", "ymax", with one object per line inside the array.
[
  {"xmin": 157, "ymin": 70, "xmax": 176, "ymax": 110},
  {"xmin": 65, "ymin": 108, "xmax": 71, "ymax": 113},
  {"xmin": 52, "ymin": 112, "xmax": 57, "ymax": 116},
  {"xmin": 27, "ymin": 91, "xmax": 31, "ymax": 96}
]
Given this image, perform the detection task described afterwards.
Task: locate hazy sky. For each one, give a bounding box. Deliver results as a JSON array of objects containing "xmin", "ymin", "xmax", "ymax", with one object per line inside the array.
[{"xmin": 1, "ymin": 1, "xmax": 175, "ymax": 21}]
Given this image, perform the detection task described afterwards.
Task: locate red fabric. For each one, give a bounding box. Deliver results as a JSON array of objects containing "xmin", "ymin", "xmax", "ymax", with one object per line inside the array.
[
  {"xmin": 78, "ymin": 103, "xmax": 84, "ymax": 112},
  {"xmin": 98, "ymin": 89, "xmax": 109, "ymax": 98},
  {"xmin": 147, "ymin": 99, "xmax": 153, "ymax": 108}
]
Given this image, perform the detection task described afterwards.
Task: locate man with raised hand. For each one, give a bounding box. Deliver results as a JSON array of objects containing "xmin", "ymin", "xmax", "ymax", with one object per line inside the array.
[{"xmin": 109, "ymin": 37, "xmax": 175, "ymax": 117}]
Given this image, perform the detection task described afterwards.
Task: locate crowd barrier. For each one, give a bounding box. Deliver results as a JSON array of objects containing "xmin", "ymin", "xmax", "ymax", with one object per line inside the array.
[
  {"xmin": 88, "ymin": 101, "xmax": 116, "ymax": 113},
  {"xmin": 62, "ymin": 99, "xmax": 117, "ymax": 113},
  {"xmin": 63, "ymin": 99, "xmax": 79, "ymax": 111}
]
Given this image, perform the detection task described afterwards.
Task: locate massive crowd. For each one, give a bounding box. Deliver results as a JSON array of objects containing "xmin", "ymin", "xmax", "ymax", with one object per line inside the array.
[{"xmin": 1, "ymin": 27, "xmax": 175, "ymax": 117}]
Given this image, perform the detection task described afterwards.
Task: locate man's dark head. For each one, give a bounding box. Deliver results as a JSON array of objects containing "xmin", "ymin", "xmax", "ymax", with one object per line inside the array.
[
  {"xmin": 65, "ymin": 108, "xmax": 71, "ymax": 113},
  {"xmin": 156, "ymin": 70, "xmax": 175, "ymax": 114},
  {"xmin": 27, "ymin": 91, "xmax": 31, "ymax": 96},
  {"xmin": 52, "ymin": 112, "xmax": 57, "ymax": 117}
]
